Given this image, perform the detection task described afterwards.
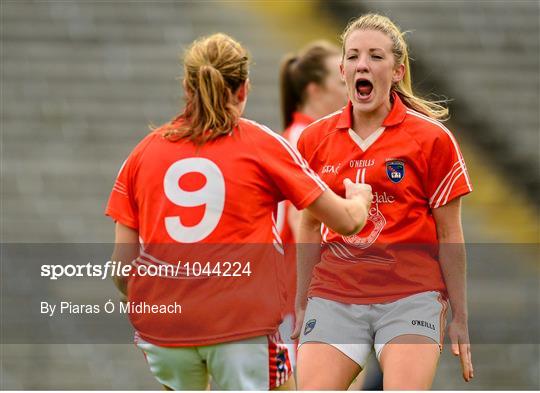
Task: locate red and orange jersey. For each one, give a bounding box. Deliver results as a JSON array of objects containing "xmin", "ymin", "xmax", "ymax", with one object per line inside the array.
[
  {"xmin": 297, "ymin": 93, "xmax": 472, "ymax": 305},
  {"xmin": 105, "ymin": 117, "xmax": 326, "ymax": 346}
]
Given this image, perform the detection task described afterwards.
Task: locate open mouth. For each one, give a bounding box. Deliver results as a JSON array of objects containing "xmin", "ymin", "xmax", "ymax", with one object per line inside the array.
[{"xmin": 355, "ymin": 79, "xmax": 373, "ymax": 98}]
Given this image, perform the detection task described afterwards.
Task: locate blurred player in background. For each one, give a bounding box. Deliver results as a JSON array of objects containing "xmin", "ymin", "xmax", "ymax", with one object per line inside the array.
[
  {"xmin": 275, "ymin": 40, "xmax": 347, "ymax": 368},
  {"xmin": 106, "ymin": 33, "xmax": 372, "ymax": 390},
  {"xmin": 292, "ymin": 14, "xmax": 474, "ymax": 390}
]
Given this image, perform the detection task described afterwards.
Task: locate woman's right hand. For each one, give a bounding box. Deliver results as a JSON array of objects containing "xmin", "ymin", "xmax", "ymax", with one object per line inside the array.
[
  {"xmin": 343, "ymin": 178, "xmax": 372, "ymax": 211},
  {"xmin": 291, "ymin": 305, "xmax": 306, "ymax": 340},
  {"xmin": 305, "ymin": 180, "xmax": 372, "ymax": 236},
  {"xmin": 343, "ymin": 178, "xmax": 372, "ymax": 234}
]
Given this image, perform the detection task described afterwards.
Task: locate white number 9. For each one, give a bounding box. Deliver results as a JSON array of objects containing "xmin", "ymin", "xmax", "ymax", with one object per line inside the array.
[{"xmin": 163, "ymin": 158, "xmax": 225, "ymax": 243}]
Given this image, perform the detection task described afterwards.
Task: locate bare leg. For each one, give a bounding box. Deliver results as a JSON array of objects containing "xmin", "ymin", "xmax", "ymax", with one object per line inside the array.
[
  {"xmin": 379, "ymin": 335, "xmax": 440, "ymax": 390},
  {"xmin": 347, "ymin": 366, "xmax": 366, "ymax": 390},
  {"xmin": 297, "ymin": 343, "xmax": 361, "ymax": 390}
]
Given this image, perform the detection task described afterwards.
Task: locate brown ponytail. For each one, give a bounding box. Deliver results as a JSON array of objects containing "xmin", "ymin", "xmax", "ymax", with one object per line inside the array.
[
  {"xmin": 280, "ymin": 55, "xmax": 300, "ymax": 131},
  {"xmin": 279, "ymin": 41, "xmax": 341, "ymax": 129},
  {"xmin": 164, "ymin": 33, "xmax": 250, "ymax": 144}
]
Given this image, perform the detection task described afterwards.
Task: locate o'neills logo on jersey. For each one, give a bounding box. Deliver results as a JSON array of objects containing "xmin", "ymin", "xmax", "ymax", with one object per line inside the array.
[
  {"xmin": 322, "ymin": 164, "xmax": 341, "ymax": 174},
  {"xmin": 412, "ymin": 320, "xmax": 436, "ymax": 331},
  {"xmin": 350, "ymin": 159, "xmax": 375, "ymax": 168}
]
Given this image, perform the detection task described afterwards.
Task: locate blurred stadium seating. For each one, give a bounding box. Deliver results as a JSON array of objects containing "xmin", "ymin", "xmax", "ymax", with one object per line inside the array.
[{"xmin": 1, "ymin": 0, "xmax": 538, "ymax": 389}]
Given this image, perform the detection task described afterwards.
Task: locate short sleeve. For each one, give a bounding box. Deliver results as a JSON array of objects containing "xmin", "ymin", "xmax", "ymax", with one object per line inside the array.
[
  {"xmin": 427, "ymin": 130, "xmax": 473, "ymax": 209},
  {"xmin": 255, "ymin": 128, "xmax": 327, "ymax": 210},
  {"xmin": 105, "ymin": 155, "xmax": 139, "ymax": 229}
]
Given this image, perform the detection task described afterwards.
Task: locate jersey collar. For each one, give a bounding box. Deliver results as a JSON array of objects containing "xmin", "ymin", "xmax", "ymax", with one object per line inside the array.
[{"xmin": 336, "ymin": 92, "xmax": 407, "ymax": 129}]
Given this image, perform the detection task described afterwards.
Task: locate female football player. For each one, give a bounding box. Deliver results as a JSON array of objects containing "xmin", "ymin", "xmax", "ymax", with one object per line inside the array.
[
  {"xmin": 293, "ymin": 14, "xmax": 474, "ymax": 390},
  {"xmin": 106, "ymin": 33, "xmax": 372, "ymax": 391}
]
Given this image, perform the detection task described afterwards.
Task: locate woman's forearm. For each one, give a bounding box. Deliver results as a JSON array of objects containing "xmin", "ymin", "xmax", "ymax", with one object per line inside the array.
[
  {"xmin": 295, "ymin": 211, "xmax": 323, "ymax": 310},
  {"xmin": 111, "ymin": 222, "xmax": 139, "ymax": 297},
  {"xmin": 433, "ymin": 198, "xmax": 468, "ymax": 321},
  {"xmin": 439, "ymin": 240, "xmax": 468, "ymax": 320}
]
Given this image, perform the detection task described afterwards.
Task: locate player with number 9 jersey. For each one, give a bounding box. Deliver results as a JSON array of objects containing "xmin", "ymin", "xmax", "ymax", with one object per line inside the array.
[{"xmin": 107, "ymin": 114, "xmax": 328, "ymax": 346}]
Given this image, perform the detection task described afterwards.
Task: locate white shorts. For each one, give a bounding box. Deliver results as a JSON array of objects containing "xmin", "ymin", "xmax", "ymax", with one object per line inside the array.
[
  {"xmin": 299, "ymin": 291, "xmax": 448, "ymax": 368},
  {"xmin": 136, "ymin": 331, "xmax": 292, "ymax": 390}
]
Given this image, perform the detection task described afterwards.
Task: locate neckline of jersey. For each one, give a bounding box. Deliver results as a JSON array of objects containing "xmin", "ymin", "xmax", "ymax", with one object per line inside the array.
[{"xmin": 347, "ymin": 126, "xmax": 386, "ymax": 151}]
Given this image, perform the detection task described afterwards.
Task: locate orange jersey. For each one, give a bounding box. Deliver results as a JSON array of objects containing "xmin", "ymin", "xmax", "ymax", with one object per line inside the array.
[
  {"xmin": 297, "ymin": 93, "xmax": 472, "ymax": 304},
  {"xmin": 276, "ymin": 112, "xmax": 314, "ymax": 314},
  {"xmin": 106, "ymin": 117, "xmax": 326, "ymax": 346}
]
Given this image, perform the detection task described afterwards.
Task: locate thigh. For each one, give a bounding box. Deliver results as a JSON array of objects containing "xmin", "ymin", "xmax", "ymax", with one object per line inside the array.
[
  {"xmin": 373, "ymin": 291, "xmax": 448, "ymax": 389},
  {"xmin": 297, "ymin": 342, "xmax": 362, "ymax": 390},
  {"xmin": 137, "ymin": 341, "xmax": 208, "ymax": 390},
  {"xmin": 299, "ymin": 297, "xmax": 373, "ymax": 367},
  {"xmin": 373, "ymin": 291, "xmax": 448, "ymax": 359},
  {"xmin": 379, "ymin": 335, "xmax": 440, "ymax": 390},
  {"xmin": 204, "ymin": 332, "xmax": 292, "ymax": 390},
  {"xmin": 297, "ymin": 297, "xmax": 373, "ymax": 390}
]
